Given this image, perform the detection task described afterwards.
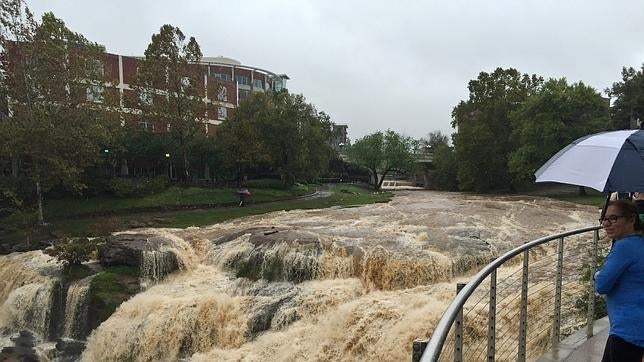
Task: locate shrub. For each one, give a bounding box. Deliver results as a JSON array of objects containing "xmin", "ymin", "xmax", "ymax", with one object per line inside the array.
[
  {"xmin": 575, "ymin": 251, "xmax": 608, "ymax": 320},
  {"xmin": 52, "ymin": 237, "xmax": 99, "ymax": 266},
  {"xmin": 107, "ymin": 176, "xmax": 168, "ymax": 197}
]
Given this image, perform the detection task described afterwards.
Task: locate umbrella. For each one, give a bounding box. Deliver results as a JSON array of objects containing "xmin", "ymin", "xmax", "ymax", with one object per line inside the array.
[{"xmin": 534, "ymin": 129, "xmax": 644, "ymax": 192}]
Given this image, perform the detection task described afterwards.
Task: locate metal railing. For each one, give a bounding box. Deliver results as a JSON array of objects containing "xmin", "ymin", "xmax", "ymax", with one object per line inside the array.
[{"xmin": 414, "ymin": 225, "xmax": 604, "ymax": 362}]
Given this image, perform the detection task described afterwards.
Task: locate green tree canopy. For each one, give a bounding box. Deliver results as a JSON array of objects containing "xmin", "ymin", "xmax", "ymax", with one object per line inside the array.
[
  {"xmin": 132, "ymin": 24, "xmax": 205, "ymax": 182},
  {"xmin": 509, "ymin": 78, "xmax": 609, "ymax": 185},
  {"xmin": 608, "ymin": 64, "xmax": 644, "ymax": 130},
  {"xmin": 421, "ymin": 131, "xmax": 458, "ymax": 191},
  {"xmin": 0, "ymin": 1, "xmax": 118, "ymax": 223},
  {"xmin": 346, "ymin": 130, "xmax": 416, "ymax": 190},
  {"xmin": 451, "ymin": 68, "xmax": 542, "ymax": 192},
  {"xmin": 217, "ymin": 91, "xmax": 334, "ymax": 186}
]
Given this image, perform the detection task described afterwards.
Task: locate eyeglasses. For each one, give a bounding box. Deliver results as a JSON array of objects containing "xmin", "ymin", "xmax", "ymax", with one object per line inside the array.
[{"xmin": 599, "ymin": 215, "xmax": 626, "ymax": 225}]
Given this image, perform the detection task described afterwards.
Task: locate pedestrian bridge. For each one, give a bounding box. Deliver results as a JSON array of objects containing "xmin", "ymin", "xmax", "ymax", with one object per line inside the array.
[{"xmin": 413, "ymin": 225, "xmax": 610, "ymax": 362}]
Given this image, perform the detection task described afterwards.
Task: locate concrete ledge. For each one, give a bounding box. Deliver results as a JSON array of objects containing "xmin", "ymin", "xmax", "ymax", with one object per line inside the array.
[{"xmin": 537, "ymin": 317, "xmax": 609, "ymax": 362}]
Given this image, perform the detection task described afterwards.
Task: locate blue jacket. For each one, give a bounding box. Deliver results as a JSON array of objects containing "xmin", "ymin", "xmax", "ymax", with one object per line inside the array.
[{"xmin": 595, "ymin": 234, "xmax": 644, "ymax": 347}]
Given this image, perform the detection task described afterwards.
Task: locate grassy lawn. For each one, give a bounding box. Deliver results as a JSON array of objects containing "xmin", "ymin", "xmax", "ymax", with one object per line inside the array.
[
  {"xmin": 52, "ymin": 184, "xmax": 391, "ymax": 234},
  {"xmin": 1, "ymin": 184, "xmax": 391, "ymax": 247},
  {"xmin": 523, "ymin": 184, "xmax": 608, "ymax": 207},
  {"xmin": 44, "ymin": 185, "xmax": 312, "ymax": 218}
]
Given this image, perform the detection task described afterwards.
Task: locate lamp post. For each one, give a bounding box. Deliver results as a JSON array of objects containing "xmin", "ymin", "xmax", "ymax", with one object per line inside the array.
[
  {"xmin": 103, "ymin": 149, "xmax": 111, "ymax": 176},
  {"xmin": 165, "ymin": 153, "xmax": 171, "ymax": 180}
]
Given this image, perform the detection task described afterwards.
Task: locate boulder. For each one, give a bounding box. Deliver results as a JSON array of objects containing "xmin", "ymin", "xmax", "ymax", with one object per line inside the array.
[
  {"xmin": 217, "ymin": 228, "xmax": 323, "ymax": 283},
  {"xmin": 0, "ymin": 330, "xmax": 39, "ymax": 362},
  {"xmin": 98, "ymin": 234, "xmax": 181, "ymax": 281},
  {"xmin": 55, "ymin": 338, "xmax": 86, "ymax": 356}
]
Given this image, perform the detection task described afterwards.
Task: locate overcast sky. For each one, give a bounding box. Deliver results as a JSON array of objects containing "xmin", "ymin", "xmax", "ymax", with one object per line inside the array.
[{"xmin": 27, "ymin": 0, "xmax": 644, "ymax": 140}]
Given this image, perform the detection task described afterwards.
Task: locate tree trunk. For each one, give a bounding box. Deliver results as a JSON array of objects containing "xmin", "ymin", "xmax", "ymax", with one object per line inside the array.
[
  {"xmin": 370, "ymin": 169, "xmax": 380, "ymax": 190},
  {"xmin": 377, "ymin": 171, "xmax": 389, "ymax": 191},
  {"xmin": 375, "ymin": 167, "xmax": 392, "ymax": 191},
  {"xmin": 183, "ymin": 148, "xmax": 190, "ymax": 183},
  {"xmin": 11, "ymin": 153, "xmax": 18, "ymax": 179},
  {"xmin": 36, "ymin": 180, "xmax": 45, "ymax": 225}
]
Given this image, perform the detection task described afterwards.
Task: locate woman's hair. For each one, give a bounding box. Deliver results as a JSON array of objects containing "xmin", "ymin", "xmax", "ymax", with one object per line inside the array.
[{"xmin": 607, "ymin": 200, "xmax": 642, "ymax": 230}]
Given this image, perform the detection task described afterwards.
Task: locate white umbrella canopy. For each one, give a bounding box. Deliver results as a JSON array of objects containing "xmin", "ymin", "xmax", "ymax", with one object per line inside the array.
[{"xmin": 534, "ymin": 129, "xmax": 644, "ymax": 192}]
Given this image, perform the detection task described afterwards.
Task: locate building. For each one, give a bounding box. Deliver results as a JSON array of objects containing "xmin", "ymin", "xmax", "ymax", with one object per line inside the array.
[
  {"xmin": 331, "ymin": 124, "xmax": 349, "ymax": 152},
  {"xmin": 98, "ymin": 53, "xmax": 289, "ymax": 135}
]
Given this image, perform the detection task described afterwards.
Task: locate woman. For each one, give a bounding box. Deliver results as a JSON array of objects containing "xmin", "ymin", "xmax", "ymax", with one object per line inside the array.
[{"xmin": 595, "ymin": 200, "xmax": 644, "ymax": 362}]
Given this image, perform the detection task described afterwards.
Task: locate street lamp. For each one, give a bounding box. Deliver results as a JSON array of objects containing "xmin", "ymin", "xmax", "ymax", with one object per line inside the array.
[{"xmin": 165, "ymin": 153, "xmax": 171, "ymax": 180}]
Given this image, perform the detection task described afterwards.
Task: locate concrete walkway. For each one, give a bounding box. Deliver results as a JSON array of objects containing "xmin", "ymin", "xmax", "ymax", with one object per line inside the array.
[{"xmin": 538, "ymin": 317, "xmax": 609, "ymax": 362}]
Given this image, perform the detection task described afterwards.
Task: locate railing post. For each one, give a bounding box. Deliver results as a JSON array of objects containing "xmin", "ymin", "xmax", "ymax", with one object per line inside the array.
[
  {"xmin": 552, "ymin": 236, "xmax": 564, "ymax": 346},
  {"xmin": 586, "ymin": 228, "xmax": 599, "ymax": 338},
  {"xmin": 455, "ymin": 283, "xmax": 465, "ymax": 362},
  {"xmin": 412, "ymin": 339, "xmax": 428, "ymax": 362},
  {"xmin": 518, "ymin": 249, "xmax": 529, "ymax": 362},
  {"xmin": 487, "ymin": 269, "xmax": 497, "ymax": 361}
]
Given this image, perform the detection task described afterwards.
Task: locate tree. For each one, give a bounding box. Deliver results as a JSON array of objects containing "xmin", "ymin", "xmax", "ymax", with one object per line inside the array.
[
  {"xmin": 608, "ymin": 64, "xmax": 644, "ymax": 130},
  {"xmin": 0, "ymin": 2, "xmax": 118, "ymax": 224},
  {"xmin": 189, "ymin": 133, "xmax": 221, "ymax": 181},
  {"xmin": 132, "ymin": 24, "xmax": 205, "ymax": 182},
  {"xmin": 218, "ymin": 91, "xmax": 333, "ymax": 186},
  {"xmin": 420, "ymin": 131, "xmax": 458, "ymax": 191},
  {"xmin": 509, "ymin": 78, "xmax": 609, "ymax": 186},
  {"xmin": 217, "ymin": 92, "xmax": 274, "ymax": 185},
  {"xmin": 346, "ymin": 130, "xmax": 416, "ymax": 190},
  {"xmin": 262, "ymin": 93, "xmax": 333, "ymax": 185},
  {"xmin": 451, "ymin": 68, "xmax": 542, "ymax": 192}
]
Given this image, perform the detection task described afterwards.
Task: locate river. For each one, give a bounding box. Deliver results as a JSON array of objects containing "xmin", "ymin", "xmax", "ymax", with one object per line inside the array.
[{"xmin": 0, "ymin": 191, "xmax": 600, "ymax": 361}]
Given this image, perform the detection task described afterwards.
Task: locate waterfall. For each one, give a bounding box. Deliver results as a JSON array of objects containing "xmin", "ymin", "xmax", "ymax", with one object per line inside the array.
[
  {"xmin": 62, "ymin": 275, "xmax": 96, "ymax": 340},
  {"xmin": 140, "ymin": 250, "xmax": 179, "ymax": 289},
  {"xmin": 2, "ymin": 192, "xmax": 600, "ymax": 361},
  {"xmin": 0, "ymin": 282, "xmax": 58, "ymax": 339},
  {"xmin": 0, "ymin": 252, "xmax": 63, "ymax": 340}
]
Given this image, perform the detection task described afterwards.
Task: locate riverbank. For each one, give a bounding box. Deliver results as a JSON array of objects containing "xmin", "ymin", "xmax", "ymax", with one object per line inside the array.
[{"xmin": 0, "ymin": 184, "xmax": 391, "ymax": 253}]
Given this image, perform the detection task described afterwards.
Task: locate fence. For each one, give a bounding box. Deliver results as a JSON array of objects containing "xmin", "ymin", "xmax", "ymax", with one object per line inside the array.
[{"xmin": 414, "ymin": 225, "xmax": 606, "ymax": 362}]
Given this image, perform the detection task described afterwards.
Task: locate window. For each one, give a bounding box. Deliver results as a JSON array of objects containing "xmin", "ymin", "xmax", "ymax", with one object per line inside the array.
[
  {"xmin": 274, "ymin": 79, "xmax": 283, "ymax": 92},
  {"xmin": 213, "ymin": 73, "xmax": 232, "ymax": 81},
  {"xmin": 218, "ymin": 106, "xmax": 227, "ymax": 119},
  {"xmin": 238, "ymin": 89, "xmax": 250, "ymax": 101},
  {"xmin": 217, "ymin": 87, "xmax": 227, "ymax": 101},
  {"xmin": 253, "ymin": 79, "xmax": 264, "ymax": 89},
  {"xmin": 139, "ymin": 90, "xmax": 153, "ymax": 106},
  {"xmin": 138, "ymin": 119, "xmax": 154, "ymax": 131},
  {"xmin": 86, "ymin": 85, "xmax": 104, "ymax": 103},
  {"xmin": 181, "ymin": 76, "xmax": 191, "ymax": 91},
  {"xmin": 235, "ymin": 75, "xmax": 250, "ymax": 85}
]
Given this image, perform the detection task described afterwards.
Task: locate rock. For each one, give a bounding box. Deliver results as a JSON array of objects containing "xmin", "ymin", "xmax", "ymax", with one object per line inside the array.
[
  {"xmin": 240, "ymin": 282, "xmax": 298, "ymax": 335},
  {"xmin": 55, "ymin": 338, "xmax": 86, "ymax": 356},
  {"xmin": 210, "ymin": 227, "xmax": 275, "ymax": 245},
  {"xmin": 0, "ymin": 330, "xmax": 39, "ymax": 362},
  {"xmin": 218, "ymin": 228, "xmax": 323, "ymax": 283},
  {"xmin": 99, "ymin": 234, "xmax": 169, "ymax": 266},
  {"xmin": 248, "ymin": 229, "xmax": 321, "ymax": 247},
  {"xmin": 98, "ymin": 234, "xmax": 181, "ymax": 281}
]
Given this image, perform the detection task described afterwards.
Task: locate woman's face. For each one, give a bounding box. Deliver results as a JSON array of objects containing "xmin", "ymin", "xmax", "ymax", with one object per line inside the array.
[{"xmin": 602, "ymin": 205, "xmax": 635, "ymax": 240}]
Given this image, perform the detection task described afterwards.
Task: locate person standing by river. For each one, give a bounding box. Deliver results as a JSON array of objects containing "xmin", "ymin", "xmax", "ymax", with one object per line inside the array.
[
  {"xmin": 594, "ymin": 200, "xmax": 644, "ymax": 362},
  {"xmin": 237, "ymin": 188, "xmax": 251, "ymax": 206}
]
